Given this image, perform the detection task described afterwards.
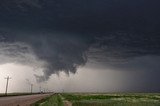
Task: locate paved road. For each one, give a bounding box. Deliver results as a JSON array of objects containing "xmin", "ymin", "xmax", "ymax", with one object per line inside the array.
[{"xmin": 0, "ymin": 94, "xmax": 51, "ymax": 106}]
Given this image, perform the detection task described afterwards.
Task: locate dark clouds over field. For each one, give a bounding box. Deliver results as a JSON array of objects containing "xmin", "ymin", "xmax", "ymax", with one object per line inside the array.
[{"xmin": 0, "ymin": 0, "xmax": 160, "ymax": 91}]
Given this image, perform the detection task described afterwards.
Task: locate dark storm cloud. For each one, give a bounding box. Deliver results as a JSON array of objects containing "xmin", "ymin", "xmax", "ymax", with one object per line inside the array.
[
  {"xmin": 89, "ymin": 31, "xmax": 160, "ymax": 64},
  {"xmin": 0, "ymin": 0, "xmax": 160, "ymax": 82},
  {"xmin": 1, "ymin": 0, "xmax": 160, "ymax": 32}
]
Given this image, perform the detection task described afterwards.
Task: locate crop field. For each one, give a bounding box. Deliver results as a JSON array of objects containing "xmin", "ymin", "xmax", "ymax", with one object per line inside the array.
[
  {"xmin": 33, "ymin": 93, "xmax": 160, "ymax": 106},
  {"xmin": 62, "ymin": 93, "xmax": 160, "ymax": 106}
]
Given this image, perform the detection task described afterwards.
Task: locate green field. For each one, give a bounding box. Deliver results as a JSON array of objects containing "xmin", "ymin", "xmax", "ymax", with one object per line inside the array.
[
  {"xmin": 33, "ymin": 93, "xmax": 160, "ymax": 106},
  {"xmin": 32, "ymin": 94, "xmax": 63, "ymax": 106},
  {"xmin": 63, "ymin": 93, "xmax": 160, "ymax": 106}
]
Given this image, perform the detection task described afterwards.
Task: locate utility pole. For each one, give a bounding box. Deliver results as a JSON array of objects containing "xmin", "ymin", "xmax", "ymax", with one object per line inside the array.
[
  {"xmin": 44, "ymin": 88, "xmax": 45, "ymax": 93},
  {"xmin": 30, "ymin": 84, "xmax": 33, "ymax": 94},
  {"xmin": 5, "ymin": 76, "xmax": 11, "ymax": 95},
  {"xmin": 39, "ymin": 86, "xmax": 41, "ymax": 93}
]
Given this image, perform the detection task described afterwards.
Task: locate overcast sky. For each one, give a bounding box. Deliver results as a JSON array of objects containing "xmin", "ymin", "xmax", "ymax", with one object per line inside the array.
[{"xmin": 0, "ymin": 0, "xmax": 160, "ymax": 93}]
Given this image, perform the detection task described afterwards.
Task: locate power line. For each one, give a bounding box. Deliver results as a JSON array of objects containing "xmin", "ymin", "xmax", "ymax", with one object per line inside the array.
[
  {"xmin": 26, "ymin": 79, "xmax": 34, "ymax": 94},
  {"xmin": 4, "ymin": 76, "xmax": 11, "ymax": 95}
]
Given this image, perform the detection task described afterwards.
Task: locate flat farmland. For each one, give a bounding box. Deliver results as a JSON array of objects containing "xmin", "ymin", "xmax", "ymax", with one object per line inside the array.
[
  {"xmin": 62, "ymin": 93, "xmax": 160, "ymax": 106},
  {"xmin": 34, "ymin": 93, "xmax": 160, "ymax": 106}
]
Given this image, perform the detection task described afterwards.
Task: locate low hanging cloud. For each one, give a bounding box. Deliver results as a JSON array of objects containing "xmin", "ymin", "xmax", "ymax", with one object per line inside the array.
[
  {"xmin": 0, "ymin": 31, "xmax": 93, "ymax": 82},
  {"xmin": 0, "ymin": 30, "xmax": 160, "ymax": 82},
  {"xmin": 0, "ymin": 42, "xmax": 41, "ymax": 66}
]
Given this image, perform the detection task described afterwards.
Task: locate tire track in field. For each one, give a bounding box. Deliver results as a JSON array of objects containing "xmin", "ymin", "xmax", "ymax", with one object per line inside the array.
[{"xmin": 59, "ymin": 94, "xmax": 72, "ymax": 106}]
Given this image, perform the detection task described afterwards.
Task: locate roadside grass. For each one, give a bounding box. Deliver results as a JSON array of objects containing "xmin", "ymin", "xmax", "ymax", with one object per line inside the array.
[
  {"xmin": 62, "ymin": 93, "xmax": 160, "ymax": 106},
  {"xmin": 32, "ymin": 94, "xmax": 64, "ymax": 106}
]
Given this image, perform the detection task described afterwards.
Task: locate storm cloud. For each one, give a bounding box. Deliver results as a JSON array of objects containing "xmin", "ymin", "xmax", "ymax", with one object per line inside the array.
[{"xmin": 0, "ymin": 0, "xmax": 160, "ymax": 82}]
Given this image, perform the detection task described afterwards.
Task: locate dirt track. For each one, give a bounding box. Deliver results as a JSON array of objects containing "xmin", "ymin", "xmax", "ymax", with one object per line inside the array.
[
  {"xmin": 0, "ymin": 94, "xmax": 51, "ymax": 106},
  {"xmin": 64, "ymin": 101, "xmax": 72, "ymax": 106}
]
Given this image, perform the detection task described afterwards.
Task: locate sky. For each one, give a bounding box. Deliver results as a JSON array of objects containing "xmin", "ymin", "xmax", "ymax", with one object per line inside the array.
[{"xmin": 0, "ymin": 0, "xmax": 160, "ymax": 93}]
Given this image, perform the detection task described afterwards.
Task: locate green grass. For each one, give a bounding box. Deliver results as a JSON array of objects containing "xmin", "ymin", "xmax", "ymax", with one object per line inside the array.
[
  {"xmin": 32, "ymin": 93, "xmax": 160, "ymax": 106},
  {"xmin": 32, "ymin": 94, "xmax": 64, "ymax": 106},
  {"xmin": 62, "ymin": 93, "xmax": 160, "ymax": 106},
  {"xmin": 72, "ymin": 101, "xmax": 160, "ymax": 106}
]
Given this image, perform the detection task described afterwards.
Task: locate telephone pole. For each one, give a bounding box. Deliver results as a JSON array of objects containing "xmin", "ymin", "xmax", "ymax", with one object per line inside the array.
[
  {"xmin": 5, "ymin": 76, "xmax": 11, "ymax": 95},
  {"xmin": 30, "ymin": 84, "xmax": 33, "ymax": 94},
  {"xmin": 39, "ymin": 86, "xmax": 41, "ymax": 93}
]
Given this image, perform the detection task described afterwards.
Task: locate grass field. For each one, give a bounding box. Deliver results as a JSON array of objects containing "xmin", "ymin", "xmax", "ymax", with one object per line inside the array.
[
  {"xmin": 62, "ymin": 93, "xmax": 160, "ymax": 106},
  {"xmin": 33, "ymin": 93, "xmax": 160, "ymax": 106},
  {"xmin": 32, "ymin": 94, "xmax": 64, "ymax": 106}
]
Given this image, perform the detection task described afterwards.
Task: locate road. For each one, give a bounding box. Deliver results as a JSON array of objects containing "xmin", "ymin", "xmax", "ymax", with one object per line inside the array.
[{"xmin": 0, "ymin": 94, "xmax": 51, "ymax": 106}]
